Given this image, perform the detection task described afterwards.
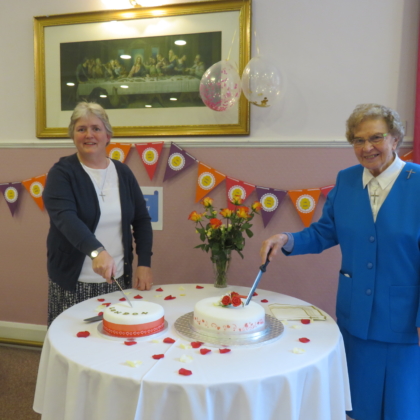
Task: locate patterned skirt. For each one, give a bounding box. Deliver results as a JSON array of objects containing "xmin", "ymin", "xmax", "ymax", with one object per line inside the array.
[{"xmin": 48, "ymin": 276, "xmax": 127, "ymax": 327}]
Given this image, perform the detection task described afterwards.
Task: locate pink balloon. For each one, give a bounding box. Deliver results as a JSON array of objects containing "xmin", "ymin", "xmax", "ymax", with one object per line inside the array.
[{"xmin": 199, "ymin": 60, "xmax": 241, "ymax": 111}]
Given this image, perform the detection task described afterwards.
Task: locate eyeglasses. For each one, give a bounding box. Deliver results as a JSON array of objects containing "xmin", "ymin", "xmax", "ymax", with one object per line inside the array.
[{"xmin": 352, "ymin": 133, "xmax": 388, "ymax": 148}]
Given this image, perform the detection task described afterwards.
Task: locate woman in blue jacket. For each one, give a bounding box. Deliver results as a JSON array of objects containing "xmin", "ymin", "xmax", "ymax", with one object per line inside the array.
[{"xmin": 260, "ymin": 104, "xmax": 420, "ymax": 420}]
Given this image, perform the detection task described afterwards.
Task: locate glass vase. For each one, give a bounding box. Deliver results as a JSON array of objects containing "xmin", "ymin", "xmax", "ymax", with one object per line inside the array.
[{"xmin": 211, "ymin": 250, "xmax": 231, "ymax": 288}]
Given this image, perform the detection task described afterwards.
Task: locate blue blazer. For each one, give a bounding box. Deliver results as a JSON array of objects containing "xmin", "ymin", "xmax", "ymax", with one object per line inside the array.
[{"xmin": 288, "ymin": 162, "xmax": 420, "ymax": 344}]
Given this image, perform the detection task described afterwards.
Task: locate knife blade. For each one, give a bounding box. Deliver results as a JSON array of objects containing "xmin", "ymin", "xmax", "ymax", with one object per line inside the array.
[
  {"xmin": 245, "ymin": 249, "xmax": 272, "ymax": 306},
  {"xmin": 112, "ymin": 276, "xmax": 133, "ymax": 308},
  {"xmin": 84, "ymin": 315, "xmax": 103, "ymax": 323}
]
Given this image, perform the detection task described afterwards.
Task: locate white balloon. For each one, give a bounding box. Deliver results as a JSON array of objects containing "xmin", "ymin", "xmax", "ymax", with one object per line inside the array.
[
  {"xmin": 199, "ymin": 60, "xmax": 242, "ymax": 111},
  {"xmin": 241, "ymin": 56, "xmax": 283, "ymax": 107}
]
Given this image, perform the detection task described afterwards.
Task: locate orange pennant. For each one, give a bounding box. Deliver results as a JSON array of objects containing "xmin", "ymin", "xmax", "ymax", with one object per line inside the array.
[
  {"xmin": 195, "ymin": 162, "xmax": 226, "ymax": 203},
  {"xmin": 135, "ymin": 142, "xmax": 164, "ymax": 180},
  {"xmin": 22, "ymin": 174, "xmax": 47, "ymax": 211},
  {"xmin": 401, "ymin": 150, "xmax": 413, "ymax": 162},
  {"xmin": 288, "ymin": 188, "xmax": 321, "ymax": 227},
  {"xmin": 106, "ymin": 143, "xmax": 132, "ymax": 163}
]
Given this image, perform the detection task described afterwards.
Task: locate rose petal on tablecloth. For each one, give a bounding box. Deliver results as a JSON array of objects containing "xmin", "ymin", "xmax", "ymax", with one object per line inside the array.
[
  {"xmin": 180, "ymin": 343, "xmax": 192, "ymax": 349},
  {"xmin": 163, "ymin": 337, "xmax": 176, "ymax": 344},
  {"xmin": 151, "ymin": 339, "xmax": 161, "ymax": 343},
  {"xmin": 164, "ymin": 295, "xmax": 176, "ymax": 300},
  {"xmin": 292, "ymin": 347, "xmax": 306, "ymax": 354},
  {"xmin": 97, "ymin": 298, "xmax": 105, "ymax": 302},
  {"xmin": 301, "ymin": 319, "xmax": 311, "ymax": 324},
  {"xmin": 134, "ymin": 295, "xmax": 143, "ymax": 299},
  {"xmin": 291, "ymin": 325, "xmax": 302, "ymax": 329},
  {"xmin": 200, "ymin": 348, "xmax": 211, "ymax": 355},
  {"xmin": 180, "ymin": 294, "xmax": 186, "ymax": 296},
  {"xmin": 219, "ymin": 348, "xmax": 231, "ymax": 354},
  {"xmin": 124, "ymin": 341, "xmax": 137, "ymax": 346},
  {"xmin": 119, "ymin": 298, "xmax": 126, "ymax": 301},
  {"xmin": 196, "ymin": 285, "xmax": 204, "ymax": 289},
  {"xmin": 155, "ymin": 295, "xmax": 162, "ymax": 298},
  {"xmin": 152, "ymin": 354, "xmax": 165, "ymax": 360},
  {"xmin": 180, "ymin": 355, "xmax": 193, "ymax": 363},
  {"xmin": 126, "ymin": 360, "xmax": 143, "ymax": 368},
  {"xmin": 178, "ymin": 286, "xmax": 185, "ymax": 290},
  {"xmin": 261, "ymin": 299, "xmax": 269, "ymax": 303},
  {"xmin": 299, "ymin": 338, "xmax": 310, "ymax": 343},
  {"xmin": 179, "ymin": 368, "xmax": 192, "ymax": 376},
  {"xmin": 191, "ymin": 341, "xmax": 203, "ymax": 348},
  {"xmin": 156, "ymin": 287, "xmax": 163, "ymax": 292},
  {"xmin": 76, "ymin": 331, "xmax": 90, "ymax": 338}
]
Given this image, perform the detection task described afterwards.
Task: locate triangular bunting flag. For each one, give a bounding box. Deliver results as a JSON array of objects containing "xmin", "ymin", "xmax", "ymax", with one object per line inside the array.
[
  {"xmin": 288, "ymin": 188, "xmax": 321, "ymax": 227},
  {"xmin": 225, "ymin": 177, "xmax": 255, "ymax": 210},
  {"xmin": 22, "ymin": 174, "xmax": 47, "ymax": 211},
  {"xmin": 163, "ymin": 142, "xmax": 197, "ymax": 182},
  {"xmin": 320, "ymin": 185, "xmax": 335, "ymax": 198},
  {"xmin": 401, "ymin": 150, "xmax": 413, "ymax": 162},
  {"xmin": 106, "ymin": 143, "xmax": 132, "ymax": 163},
  {"xmin": 0, "ymin": 182, "xmax": 22, "ymax": 216},
  {"xmin": 256, "ymin": 186, "xmax": 287, "ymax": 228},
  {"xmin": 195, "ymin": 162, "xmax": 226, "ymax": 203},
  {"xmin": 135, "ymin": 142, "xmax": 164, "ymax": 180}
]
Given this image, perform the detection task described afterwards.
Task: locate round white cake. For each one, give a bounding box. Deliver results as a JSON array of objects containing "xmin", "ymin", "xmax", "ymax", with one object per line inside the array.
[
  {"xmin": 103, "ymin": 301, "xmax": 165, "ymax": 337},
  {"xmin": 193, "ymin": 297, "xmax": 265, "ymax": 336}
]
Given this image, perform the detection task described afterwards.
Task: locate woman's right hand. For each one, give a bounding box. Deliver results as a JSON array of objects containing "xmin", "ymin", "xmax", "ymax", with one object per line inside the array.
[
  {"xmin": 92, "ymin": 250, "xmax": 116, "ymax": 284},
  {"xmin": 260, "ymin": 234, "xmax": 289, "ymax": 265}
]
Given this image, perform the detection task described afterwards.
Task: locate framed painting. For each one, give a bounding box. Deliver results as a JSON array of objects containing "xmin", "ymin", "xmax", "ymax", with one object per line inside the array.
[{"xmin": 34, "ymin": 0, "xmax": 251, "ymax": 138}]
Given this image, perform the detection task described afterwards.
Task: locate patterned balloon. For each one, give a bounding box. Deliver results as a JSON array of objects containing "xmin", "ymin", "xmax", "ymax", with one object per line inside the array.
[
  {"xmin": 199, "ymin": 60, "xmax": 242, "ymax": 111},
  {"xmin": 241, "ymin": 56, "xmax": 282, "ymax": 107}
]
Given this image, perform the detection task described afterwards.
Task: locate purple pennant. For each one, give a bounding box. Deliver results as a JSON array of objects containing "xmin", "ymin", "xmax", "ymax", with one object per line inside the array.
[
  {"xmin": 256, "ymin": 186, "xmax": 287, "ymax": 228},
  {"xmin": 163, "ymin": 142, "xmax": 197, "ymax": 182},
  {"xmin": 0, "ymin": 182, "xmax": 22, "ymax": 216}
]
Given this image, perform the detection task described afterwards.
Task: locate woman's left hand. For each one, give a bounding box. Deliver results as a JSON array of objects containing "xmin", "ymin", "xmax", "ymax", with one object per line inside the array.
[{"xmin": 133, "ymin": 266, "xmax": 153, "ymax": 291}]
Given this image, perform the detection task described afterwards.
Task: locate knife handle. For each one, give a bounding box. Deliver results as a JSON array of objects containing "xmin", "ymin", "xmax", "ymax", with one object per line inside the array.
[{"xmin": 259, "ymin": 249, "xmax": 272, "ymax": 273}]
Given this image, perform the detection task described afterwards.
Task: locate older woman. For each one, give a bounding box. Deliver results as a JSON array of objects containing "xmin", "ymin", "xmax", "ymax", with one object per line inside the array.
[
  {"xmin": 43, "ymin": 102, "xmax": 153, "ymax": 326},
  {"xmin": 260, "ymin": 103, "xmax": 420, "ymax": 420}
]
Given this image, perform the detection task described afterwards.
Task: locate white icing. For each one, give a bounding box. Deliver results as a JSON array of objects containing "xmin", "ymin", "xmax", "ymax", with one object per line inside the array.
[
  {"xmin": 193, "ymin": 297, "xmax": 265, "ymax": 335},
  {"xmin": 103, "ymin": 301, "xmax": 164, "ymax": 325}
]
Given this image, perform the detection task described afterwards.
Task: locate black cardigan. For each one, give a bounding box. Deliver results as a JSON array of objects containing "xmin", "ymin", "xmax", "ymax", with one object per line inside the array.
[{"xmin": 43, "ymin": 153, "xmax": 153, "ymax": 291}]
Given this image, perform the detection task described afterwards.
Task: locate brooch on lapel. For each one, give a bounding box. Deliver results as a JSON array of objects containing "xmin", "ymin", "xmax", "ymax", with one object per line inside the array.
[{"xmin": 406, "ymin": 169, "xmax": 416, "ymax": 179}]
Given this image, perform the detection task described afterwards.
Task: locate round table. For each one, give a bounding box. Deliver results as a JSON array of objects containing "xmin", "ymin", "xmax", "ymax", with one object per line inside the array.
[{"xmin": 33, "ymin": 284, "xmax": 351, "ymax": 420}]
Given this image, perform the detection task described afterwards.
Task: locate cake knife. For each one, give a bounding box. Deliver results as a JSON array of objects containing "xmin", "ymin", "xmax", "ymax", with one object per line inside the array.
[
  {"xmin": 112, "ymin": 276, "xmax": 133, "ymax": 308},
  {"xmin": 244, "ymin": 249, "xmax": 272, "ymax": 306}
]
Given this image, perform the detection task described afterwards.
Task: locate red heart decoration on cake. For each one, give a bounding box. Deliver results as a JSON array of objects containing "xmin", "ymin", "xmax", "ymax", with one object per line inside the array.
[
  {"xmin": 156, "ymin": 287, "xmax": 164, "ymax": 292},
  {"xmin": 124, "ymin": 341, "xmax": 137, "ymax": 346},
  {"xmin": 261, "ymin": 299, "xmax": 268, "ymax": 303},
  {"xmin": 219, "ymin": 348, "xmax": 231, "ymax": 354},
  {"xmin": 179, "ymin": 368, "xmax": 192, "ymax": 376},
  {"xmin": 196, "ymin": 285, "xmax": 204, "ymax": 289},
  {"xmin": 299, "ymin": 338, "xmax": 310, "ymax": 343},
  {"xmin": 119, "ymin": 298, "xmax": 126, "ymax": 301},
  {"xmin": 134, "ymin": 295, "xmax": 143, "ymax": 299},
  {"xmin": 164, "ymin": 295, "xmax": 176, "ymax": 300},
  {"xmin": 163, "ymin": 337, "xmax": 176, "ymax": 344},
  {"xmin": 191, "ymin": 341, "xmax": 203, "ymax": 348},
  {"xmin": 97, "ymin": 298, "xmax": 105, "ymax": 302},
  {"xmin": 152, "ymin": 354, "xmax": 165, "ymax": 360},
  {"xmin": 77, "ymin": 331, "xmax": 90, "ymax": 338},
  {"xmin": 301, "ymin": 319, "xmax": 311, "ymax": 324},
  {"xmin": 98, "ymin": 312, "xmax": 103, "ymax": 316},
  {"xmin": 200, "ymin": 348, "xmax": 211, "ymax": 355}
]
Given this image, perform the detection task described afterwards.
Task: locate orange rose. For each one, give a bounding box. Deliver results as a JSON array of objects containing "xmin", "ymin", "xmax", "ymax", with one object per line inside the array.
[
  {"xmin": 251, "ymin": 201, "xmax": 262, "ymax": 212},
  {"xmin": 231, "ymin": 196, "xmax": 243, "ymax": 206},
  {"xmin": 220, "ymin": 208, "xmax": 233, "ymax": 218},
  {"xmin": 209, "ymin": 218, "xmax": 222, "ymax": 229},
  {"xmin": 188, "ymin": 211, "xmax": 202, "ymax": 222},
  {"xmin": 201, "ymin": 197, "xmax": 214, "ymax": 208},
  {"xmin": 237, "ymin": 206, "xmax": 250, "ymax": 219}
]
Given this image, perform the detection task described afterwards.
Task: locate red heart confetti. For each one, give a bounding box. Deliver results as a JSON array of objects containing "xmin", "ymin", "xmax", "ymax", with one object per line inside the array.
[
  {"xmin": 97, "ymin": 298, "xmax": 105, "ymax": 302},
  {"xmin": 102, "ymin": 303, "xmax": 111, "ymax": 307},
  {"xmin": 179, "ymin": 368, "xmax": 192, "ymax": 376},
  {"xmin": 200, "ymin": 348, "xmax": 211, "ymax": 355},
  {"xmin": 152, "ymin": 354, "xmax": 165, "ymax": 360},
  {"xmin": 196, "ymin": 285, "xmax": 204, "ymax": 289},
  {"xmin": 98, "ymin": 312, "xmax": 103, "ymax": 316},
  {"xmin": 156, "ymin": 287, "xmax": 163, "ymax": 292},
  {"xmin": 163, "ymin": 337, "xmax": 176, "ymax": 344},
  {"xmin": 261, "ymin": 299, "xmax": 268, "ymax": 303},
  {"xmin": 191, "ymin": 341, "xmax": 203, "ymax": 348},
  {"xmin": 253, "ymin": 292, "xmax": 258, "ymax": 296},
  {"xmin": 77, "ymin": 331, "xmax": 90, "ymax": 338},
  {"xmin": 124, "ymin": 341, "xmax": 137, "ymax": 346},
  {"xmin": 301, "ymin": 319, "xmax": 311, "ymax": 324},
  {"xmin": 219, "ymin": 348, "xmax": 231, "ymax": 354},
  {"xmin": 299, "ymin": 338, "xmax": 310, "ymax": 343},
  {"xmin": 119, "ymin": 297, "xmax": 126, "ymax": 301},
  {"xmin": 134, "ymin": 295, "xmax": 143, "ymax": 299},
  {"xmin": 164, "ymin": 295, "xmax": 176, "ymax": 300}
]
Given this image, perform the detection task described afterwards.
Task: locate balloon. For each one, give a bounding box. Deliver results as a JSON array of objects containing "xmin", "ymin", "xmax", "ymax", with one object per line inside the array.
[
  {"xmin": 199, "ymin": 60, "xmax": 242, "ymax": 111},
  {"xmin": 241, "ymin": 56, "xmax": 283, "ymax": 107}
]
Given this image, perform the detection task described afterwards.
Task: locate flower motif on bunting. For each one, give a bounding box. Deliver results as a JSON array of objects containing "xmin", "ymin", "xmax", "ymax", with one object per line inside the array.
[
  {"xmin": 288, "ymin": 189, "xmax": 321, "ymax": 227},
  {"xmin": 106, "ymin": 143, "xmax": 131, "ymax": 163},
  {"xmin": 163, "ymin": 143, "xmax": 197, "ymax": 182},
  {"xmin": 0, "ymin": 182, "xmax": 22, "ymax": 216},
  {"xmin": 22, "ymin": 175, "xmax": 47, "ymax": 211},
  {"xmin": 135, "ymin": 142, "xmax": 164, "ymax": 180}
]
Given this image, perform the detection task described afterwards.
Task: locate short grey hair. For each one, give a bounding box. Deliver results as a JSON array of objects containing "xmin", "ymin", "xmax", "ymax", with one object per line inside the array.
[
  {"xmin": 68, "ymin": 102, "xmax": 113, "ymax": 139},
  {"xmin": 346, "ymin": 103, "xmax": 405, "ymax": 148}
]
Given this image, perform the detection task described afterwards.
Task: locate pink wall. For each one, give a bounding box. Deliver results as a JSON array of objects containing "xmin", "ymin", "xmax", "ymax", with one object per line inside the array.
[{"xmin": 0, "ymin": 145, "xmax": 410, "ymax": 325}]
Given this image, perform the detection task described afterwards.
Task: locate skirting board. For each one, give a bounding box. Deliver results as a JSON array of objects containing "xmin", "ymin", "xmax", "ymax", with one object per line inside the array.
[{"xmin": 0, "ymin": 321, "xmax": 47, "ymax": 347}]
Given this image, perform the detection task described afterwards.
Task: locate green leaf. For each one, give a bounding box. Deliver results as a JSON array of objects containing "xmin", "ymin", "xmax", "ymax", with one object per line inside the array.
[
  {"xmin": 237, "ymin": 250, "xmax": 244, "ymax": 259},
  {"xmin": 245, "ymin": 229, "xmax": 253, "ymax": 238}
]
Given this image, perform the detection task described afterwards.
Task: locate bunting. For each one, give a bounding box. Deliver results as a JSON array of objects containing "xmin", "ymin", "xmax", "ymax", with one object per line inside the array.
[
  {"xmin": 288, "ymin": 189, "xmax": 321, "ymax": 227},
  {"xmin": 163, "ymin": 142, "xmax": 197, "ymax": 182},
  {"xmin": 225, "ymin": 177, "xmax": 255, "ymax": 210},
  {"xmin": 22, "ymin": 175, "xmax": 47, "ymax": 211},
  {"xmin": 135, "ymin": 142, "xmax": 164, "ymax": 180},
  {"xmin": 256, "ymin": 186, "xmax": 287, "ymax": 227},
  {"xmin": 106, "ymin": 143, "xmax": 132, "ymax": 163},
  {"xmin": 320, "ymin": 185, "xmax": 335, "ymax": 198},
  {"xmin": 0, "ymin": 182, "xmax": 22, "ymax": 216},
  {"xmin": 195, "ymin": 163, "xmax": 226, "ymax": 203},
  {"xmin": 401, "ymin": 150, "xmax": 413, "ymax": 162}
]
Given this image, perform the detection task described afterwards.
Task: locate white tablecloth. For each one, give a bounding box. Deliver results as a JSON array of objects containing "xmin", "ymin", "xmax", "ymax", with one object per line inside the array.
[{"xmin": 33, "ymin": 284, "xmax": 351, "ymax": 420}]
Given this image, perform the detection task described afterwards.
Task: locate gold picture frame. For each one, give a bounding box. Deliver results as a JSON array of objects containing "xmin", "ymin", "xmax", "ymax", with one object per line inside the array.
[{"xmin": 34, "ymin": 0, "xmax": 251, "ymax": 138}]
